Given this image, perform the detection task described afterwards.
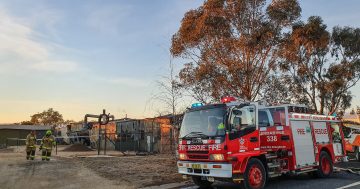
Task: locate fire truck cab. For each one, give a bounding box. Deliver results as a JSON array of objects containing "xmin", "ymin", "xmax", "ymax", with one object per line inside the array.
[{"xmin": 177, "ymin": 98, "xmax": 346, "ymax": 189}]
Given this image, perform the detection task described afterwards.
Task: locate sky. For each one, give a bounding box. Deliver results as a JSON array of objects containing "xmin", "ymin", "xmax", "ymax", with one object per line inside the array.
[{"xmin": 0, "ymin": 0, "xmax": 360, "ymax": 123}]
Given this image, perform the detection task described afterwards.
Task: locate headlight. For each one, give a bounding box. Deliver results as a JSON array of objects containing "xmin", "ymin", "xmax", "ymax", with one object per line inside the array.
[
  {"xmin": 179, "ymin": 153, "xmax": 187, "ymax": 160},
  {"xmin": 209, "ymin": 154, "xmax": 224, "ymax": 161}
]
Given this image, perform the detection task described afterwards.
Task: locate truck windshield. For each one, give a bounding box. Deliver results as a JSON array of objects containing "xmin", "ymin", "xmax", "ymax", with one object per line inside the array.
[{"xmin": 180, "ymin": 107, "xmax": 226, "ymax": 139}]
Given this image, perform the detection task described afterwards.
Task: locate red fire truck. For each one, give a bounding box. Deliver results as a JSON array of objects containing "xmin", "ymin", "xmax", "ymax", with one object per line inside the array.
[{"xmin": 177, "ymin": 97, "xmax": 346, "ymax": 189}]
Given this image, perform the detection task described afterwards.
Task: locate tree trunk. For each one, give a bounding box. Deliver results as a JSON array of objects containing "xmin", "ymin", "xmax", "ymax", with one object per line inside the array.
[{"xmin": 319, "ymin": 93, "xmax": 325, "ymax": 115}]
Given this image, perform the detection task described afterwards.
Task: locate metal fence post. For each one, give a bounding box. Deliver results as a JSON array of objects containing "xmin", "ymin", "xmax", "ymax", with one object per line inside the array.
[
  {"xmin": 118, "ymin": 135, "xmax": 121, "ymax": 152},
  {"xmin": 137, "ymin": 138, "xmax": 140, "ymax": 152},
  {"xmin": 151, "ymin": 120, "xmax": 154, "ymax": 153},
  {"xmin": 98, "ymin": 126, "xmax": 101, "ymax": 155},
  {"xmin": 104, "ymin": 128, "xmax": 107, "ymax": 155}
]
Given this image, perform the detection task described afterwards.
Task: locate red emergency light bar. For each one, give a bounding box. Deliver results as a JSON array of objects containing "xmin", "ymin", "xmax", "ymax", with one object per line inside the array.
[{"xmin": 221, "ymin": 96, "xmax": 236, "ymax": 103}]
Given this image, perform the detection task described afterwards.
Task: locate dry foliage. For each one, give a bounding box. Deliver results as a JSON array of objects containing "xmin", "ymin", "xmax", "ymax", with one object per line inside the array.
[
  {"xmin": 172, "ymin": 0, "xmax": 360, "ymax": 115},
  {"xmin": 171, "ymin": 0, "xmax": 301, "ymax": 102}
]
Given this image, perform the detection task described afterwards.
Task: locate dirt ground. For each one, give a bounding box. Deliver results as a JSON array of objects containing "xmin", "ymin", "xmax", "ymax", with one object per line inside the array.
[
  {"xmin": 0, "ymin": 145, "xmax": 184, "ymax": 189},
  {"xmin": 78, "ymin": 155, "xmax": 183, "ymax": 187}
]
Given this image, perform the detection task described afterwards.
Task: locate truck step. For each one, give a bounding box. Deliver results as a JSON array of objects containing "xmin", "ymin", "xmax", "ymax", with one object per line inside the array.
[
  {"xmin": 267, "ymin": 163, "xmax": 281, "ymax": 168},
  {"xmin": 294, "ymin": 168, "xmax": 317, "ymax": 174},
  {"xmin": 265, "ymin": 154, "xmax": 278, "ymax": 159},
  {"xmin": 268, "ymin": 172, "xmax": 282, "ymax": 178}
]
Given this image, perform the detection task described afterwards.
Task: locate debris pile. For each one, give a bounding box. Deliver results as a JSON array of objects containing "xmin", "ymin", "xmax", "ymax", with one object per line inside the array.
[{"xmin": 62, "ymin": 144, "xmax": 93, "ymax": 152}]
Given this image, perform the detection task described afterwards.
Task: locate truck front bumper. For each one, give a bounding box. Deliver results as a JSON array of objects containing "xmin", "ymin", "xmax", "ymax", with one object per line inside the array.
[{"xmin": 177, "ymin": 161, "xmax": 232, "ymax": 178}]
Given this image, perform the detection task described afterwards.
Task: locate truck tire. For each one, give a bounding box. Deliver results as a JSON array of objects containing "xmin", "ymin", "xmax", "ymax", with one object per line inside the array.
[
  {"xmin": 240, "ymin": 158, "xmax": 266, "ymax": 189},
  {"xmin": 192, "ymin": 176, "xmax": 213, "ymax": 188},
  {"xmin": 316, "ymin": 151, "xmax": 333, "ymax": 178}
]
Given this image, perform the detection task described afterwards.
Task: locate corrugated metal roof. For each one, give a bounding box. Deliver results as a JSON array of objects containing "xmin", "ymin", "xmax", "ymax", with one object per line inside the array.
[{"xmin": 0, "ymin": 125, "xmax": 52, "ymax": 130}]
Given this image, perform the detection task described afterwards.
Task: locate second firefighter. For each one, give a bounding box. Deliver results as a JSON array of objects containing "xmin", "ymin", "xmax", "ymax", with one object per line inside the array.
[{"xmin": 40, "ymin": 130, "xmax": 56, "ymax": 161}]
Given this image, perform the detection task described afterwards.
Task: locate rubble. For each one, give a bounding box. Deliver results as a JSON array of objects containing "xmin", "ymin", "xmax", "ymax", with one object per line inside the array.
[{"xmin": 61, "ymin": 144, "xmax": 93, "ymax": 152}]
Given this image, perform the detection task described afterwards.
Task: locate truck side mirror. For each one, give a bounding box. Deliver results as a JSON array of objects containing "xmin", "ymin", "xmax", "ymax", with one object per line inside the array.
[{"xmin": 233, "ymin": 110, "xmax": 242, "ymax": 116}]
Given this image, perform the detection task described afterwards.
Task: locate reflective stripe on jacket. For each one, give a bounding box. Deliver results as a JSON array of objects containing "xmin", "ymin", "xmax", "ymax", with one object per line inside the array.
[
  {"xmin": 41, "ymin": 135, "xmax": 56, "ymax": 149},
  {"xmin": 26, "ymin": 134, "xmax": 37, "ymax": 147}
]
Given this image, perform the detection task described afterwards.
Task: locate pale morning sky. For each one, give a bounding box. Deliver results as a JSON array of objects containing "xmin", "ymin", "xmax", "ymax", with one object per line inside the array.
[{"xmin": 0, "ymin": 0, "xmax": 359, "ymax": 123}]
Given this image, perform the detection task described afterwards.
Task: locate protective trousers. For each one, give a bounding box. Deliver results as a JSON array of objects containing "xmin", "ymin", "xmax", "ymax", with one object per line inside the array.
[
  {"xmin": 41, "ymin": 148, "xmax": 52, "ymax": 161},
  {"xmin": 26, "ymin": 146, "xmax": 36, "ymax": 160}
]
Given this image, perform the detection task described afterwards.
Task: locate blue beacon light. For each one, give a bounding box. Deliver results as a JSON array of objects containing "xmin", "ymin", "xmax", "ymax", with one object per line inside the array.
[{"xmin": 191, "ymin": 103, "xmax": 203, "ymax": 108}]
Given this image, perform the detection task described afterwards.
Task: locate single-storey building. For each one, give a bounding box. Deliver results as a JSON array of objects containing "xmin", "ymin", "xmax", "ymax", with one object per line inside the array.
[{"xmin": 0, "ymin": 125, "xmax": 52, "ymax": 147}]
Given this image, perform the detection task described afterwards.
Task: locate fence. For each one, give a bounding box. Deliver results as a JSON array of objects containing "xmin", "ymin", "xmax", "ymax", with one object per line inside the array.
[
  {"xmin": 5, "ymin": 138, "xmax": 60, "ymax": 155},
  {"xmin": 113, "ymin": 120, "xmax": 178, "ymax": 154},
  {"xmin": 90, "ymin": 118, "xmax": 179, "ymax": 154},
  {"xmin": 5, "ymin": 138, "xmax": 46, "ymax": 147},
  {"xmin": 4, "ymin": 130, "xmax": 178, "ymax": 156},
  {"xmin": 114, "ymin": 131, "xmax": 155, "ymax": 152},
  {"xmin": 4, "ymin": 120, "xmax": 179, "ymax": 155},
  {"xmin": 92, "ymin": 130, "xmax": 177, "ymax": 153}
]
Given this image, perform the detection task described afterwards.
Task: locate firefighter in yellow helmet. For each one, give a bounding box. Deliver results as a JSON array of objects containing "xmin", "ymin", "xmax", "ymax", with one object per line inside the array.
[
  {"xmin": 40, "ymin": 130, "xmax": 56, "ymax": 161},
  {"xmin": 25, "ymin": 130, "xmax": 37, "ymax": 160}
]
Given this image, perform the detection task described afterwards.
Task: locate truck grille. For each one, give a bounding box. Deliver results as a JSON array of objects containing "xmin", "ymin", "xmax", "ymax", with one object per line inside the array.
[
  {"xmin": 188, "ymin": 155, "xmax": 209, "ymax": 160},
  {"xmin": 187, "ymin": 151, "xmax": 209, "ymax": 154}
]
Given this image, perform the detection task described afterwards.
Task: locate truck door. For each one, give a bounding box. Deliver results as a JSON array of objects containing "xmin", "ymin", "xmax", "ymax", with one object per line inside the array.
[
  {"xmin": 330, "ymin": 122, "xmax": 344, "ymax": 156},
  {"xmin": 290, "ymin": 120, "xmax": 316, "ymax": 167},
  {"xmin": 259, "ymin": 108, "xmax": 292, "ymax": 151},
  {"xmin": 227, "ymin": 105, "xmax": 260, "ymax": 153},
  {"xmin": 313, "ymin": 121, "xmax": 329, "ymax": 144}
]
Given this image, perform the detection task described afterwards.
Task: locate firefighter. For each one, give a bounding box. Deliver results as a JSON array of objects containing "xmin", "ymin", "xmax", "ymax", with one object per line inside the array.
[
  {"xmin": 25, "ymin": 130, "xmax": 37, "ymax": 160},
  {"xmin": 40, "ymin": 130, "xmax": 56, "ymax": 161}
]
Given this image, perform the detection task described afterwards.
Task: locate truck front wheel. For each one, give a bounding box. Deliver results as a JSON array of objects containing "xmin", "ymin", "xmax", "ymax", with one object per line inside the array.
[
  {"xmin": 240, "ymin": 158, "xmax": 266, "ymax": 189},
  {"xmin": 192, "ymin": 176, "xmax": 213, "ymax": 188},
  {"xmin": 316, "ymin": 151, "xmax": 333, "ymax": 178}
]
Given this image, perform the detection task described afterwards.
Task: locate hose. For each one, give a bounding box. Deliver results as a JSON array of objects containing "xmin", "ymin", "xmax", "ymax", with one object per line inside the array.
[{"xmin": 334, "ymin": 167, "xmax": 360, "ymax": 176}]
